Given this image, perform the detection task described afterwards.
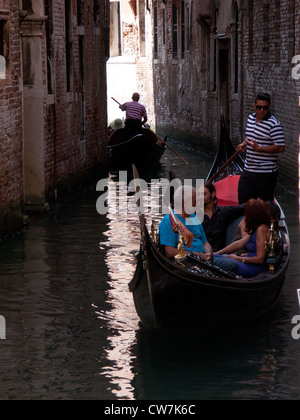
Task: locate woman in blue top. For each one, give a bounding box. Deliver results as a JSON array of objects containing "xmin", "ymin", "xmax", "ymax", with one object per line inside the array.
[{"xmin": 215, "ymin": 198, "xmax": 271, "ymax": 278}]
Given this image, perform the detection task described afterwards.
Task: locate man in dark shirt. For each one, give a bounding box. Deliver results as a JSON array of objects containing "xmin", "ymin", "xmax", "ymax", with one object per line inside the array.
[{"xmin": 202, "ymin": 182, "xmax": 246, "ymax": 252}]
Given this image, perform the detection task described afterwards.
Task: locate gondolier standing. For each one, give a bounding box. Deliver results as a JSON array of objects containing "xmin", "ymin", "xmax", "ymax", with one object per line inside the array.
[
  {"xmin": 120, "ymin": 92, "xmax": 148, "ymax": 137},
  {"xmin": 236, "ymin": 92, "xmax": 285, "ymax": 204}
]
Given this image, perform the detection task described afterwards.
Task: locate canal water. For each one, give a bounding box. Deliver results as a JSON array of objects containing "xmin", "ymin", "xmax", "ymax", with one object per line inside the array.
[{"xmin": 0, "ymin": 146, "xmax": 300, "ymax": 400}]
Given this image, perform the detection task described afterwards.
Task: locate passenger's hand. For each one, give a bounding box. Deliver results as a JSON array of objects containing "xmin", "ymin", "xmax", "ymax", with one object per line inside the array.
[
  {"xmin": 199, "ymin": 252, "xmax": 212, "ymax": 261},
  {"xmin": 205, "ymin": 253, "xmax": 213, "ymax": 262},
  {"xmin": 226, "ymin": 254, "xmax": 239, "ymax": 260}
]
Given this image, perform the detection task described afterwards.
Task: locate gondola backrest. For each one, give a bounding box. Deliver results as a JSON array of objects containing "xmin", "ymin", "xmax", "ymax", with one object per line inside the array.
[
  {"xmin": 214, "ymin": 175, "xmax": 240, "ymax": 206},
  {"xmin": 225, "ymin": 216, "xmax": 244, "ymax": 246}
]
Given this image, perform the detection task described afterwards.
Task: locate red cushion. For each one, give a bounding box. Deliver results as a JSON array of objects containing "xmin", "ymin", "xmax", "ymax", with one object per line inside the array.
[{"xmin": 214, "ymin": 175, "xmax": 240, "ymax": 206}]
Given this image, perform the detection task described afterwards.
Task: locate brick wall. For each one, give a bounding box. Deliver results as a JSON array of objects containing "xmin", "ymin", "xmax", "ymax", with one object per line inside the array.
[
  {"xmin": 151, "ymin": 0, "xmax": 300, "ymax": 190},
  {"xmin": 0, "ymin": 0, "xmax": 109, "ymax": 237},
  {"xmin": 0, "ymin": 1, "xmax": 24, "ymax": 236},
  {"xmin": 43, "ymin": 0, "xmax": 108, "ymax": 198},
  {"xmin": 238, "ymin": 0, "xmax": 300, "ymax": 187}
]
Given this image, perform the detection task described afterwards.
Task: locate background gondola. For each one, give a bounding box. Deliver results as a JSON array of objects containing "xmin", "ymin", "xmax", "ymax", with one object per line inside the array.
[{"xmin": 107, "ymin": 127, "xmax": 166, "ymax": 168}]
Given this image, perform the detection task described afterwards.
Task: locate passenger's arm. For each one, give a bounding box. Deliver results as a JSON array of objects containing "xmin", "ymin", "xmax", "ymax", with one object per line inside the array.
[
  {"xmin": 164, "ymin": 245, "xmax": 187, "ymax": 259},
  {"xmin": 202, "ymin": 242, "xmax": 213, "ymax": 261},
  {"xmin": 215, "ymin": 235, "xmax": 249, "ymax": 255},
  {"xmin": 227, "ymin": 225, "xmax": 269, "ymax": 265}
]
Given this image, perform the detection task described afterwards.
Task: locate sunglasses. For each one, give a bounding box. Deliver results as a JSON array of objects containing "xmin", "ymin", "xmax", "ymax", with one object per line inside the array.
[{"xmin": 255, "ymin": 105, "xmax": 269, "ymax": 111}]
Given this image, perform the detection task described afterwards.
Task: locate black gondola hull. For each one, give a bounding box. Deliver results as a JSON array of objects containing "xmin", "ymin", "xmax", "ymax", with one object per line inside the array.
[
  {"xmin": 107, "ymin": 128, "xmax": 166, "ymax": 167},
  {"xmin": 130, "ymin": 228, "xmax": 289, "ymax": 330}
]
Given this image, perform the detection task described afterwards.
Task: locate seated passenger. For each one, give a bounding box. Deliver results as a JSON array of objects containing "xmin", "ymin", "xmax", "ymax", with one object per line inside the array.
[
  {"xmin": 159, "ymin": 186, "xmax": 237, "ymax": 272},
  {"xmin": 215, "ymin": 198, "xmax": 271, "ymax": 278},
  {"xmin": 108, "ymin": 118, "xmax": 125, "ymax": 134},
  {"xmin": 202, "ymin": 182, "xmax": 246, "ymax": 252},
  {"xmin": 232, "ymin": 200, "xmax": 281, "ymax": 243}
]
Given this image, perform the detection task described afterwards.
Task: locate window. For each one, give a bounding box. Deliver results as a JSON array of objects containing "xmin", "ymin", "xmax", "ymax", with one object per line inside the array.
[
  {"xmin": 0, "ymin": 20, "xmax": 8, "ymax": 80},
  {"xmin": 181, "ymin": 1, "xmax": 185, "ymax": 59},
  {"xmin": 172, "ymin": 4, "xmax": 178, "ymax": 59},
  {"xmin": 65, "ymin": 0, "xmax": 73, "ymax": 92},
  {"xmin": 287, "ymin": 0, "xmax": 295, "ymax": 60},
  {"xmin": 78, "ymin": 35, "xmax": 85, "ymax": 142},
  {"xmin": 163, "ymin": 7, "xmax": 166, "ymax": 46},
  {"xmin": 154, "ymin": 1, "xmax": 158, "ymax": 59},
  {"xmin": 94, "ymin": 0, "xmax": 100, "ymax": 27},
  {"xmin": 0, "ymin": 21, "xmax": 4, "ymax": 57},
  {"xmin": 186, "ymin": 3, "xmax": 191, "ymax": 53},
  {"xmin": 200, "ymin": 27, "xmax": 208, "ymax": 91},
  {"xmin": 139, "ymin": 0, "xmax": 146, "ymax": 57},
  {"xmin": 110, "ymin": 1, "xmax": 121, "ymax": 57},
  {"xmin": 248, "ymin": 0, "xmax": 253, "ymax": 65},
  {"xmin": 45, "ymin": 0, "xmax": 54, "ymax": 93},
  {"xmin": 105, "ymin": 0, "xmax": 110, "ymax": 60},
  {"xmin": 77, "ymin": 0, "xmax": 84, "ymax": 26},
  {"xmin": 262, "ymin": 2, "xmax": 270, "ymax": 60},
  {"xmin": 233, "ymin": 3, "xmax": 239, "ymax": 93}
]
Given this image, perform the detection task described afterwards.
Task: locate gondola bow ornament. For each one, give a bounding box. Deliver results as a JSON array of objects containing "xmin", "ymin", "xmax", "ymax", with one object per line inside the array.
[{"xmin": 168, "ymin": 206, "xmax": 194, "ymax": 249}]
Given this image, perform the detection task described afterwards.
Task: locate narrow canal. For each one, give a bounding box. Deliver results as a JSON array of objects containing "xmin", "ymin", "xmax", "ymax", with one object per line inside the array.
[{"xmin": 0, "ymin": 146, "xmax": 300, "ymax": 400}]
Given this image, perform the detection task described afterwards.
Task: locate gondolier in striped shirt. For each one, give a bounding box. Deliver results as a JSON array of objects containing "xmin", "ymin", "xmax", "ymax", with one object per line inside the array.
[
  {"xmin": 120, "ymin": 92, "xmax": 148, "ymax": 137},
  {"xmin": 236, "ymin": 92, "xmax": 285, "ymax": 204}
]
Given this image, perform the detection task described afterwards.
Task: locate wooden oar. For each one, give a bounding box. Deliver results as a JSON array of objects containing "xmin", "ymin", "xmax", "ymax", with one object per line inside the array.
[
  {"xmin": 112, "ymin": 97, "xmax": 122, "ymax": 107},
  {"xmin": 208, "ymin": 150, "xmax": 241, "ymax": 183},
  {"xmin": 143, "ymin": 125, "xmax": 188, "ymax": 165},
  {"xmin": 111, "ymin": 97, "xmax": 188, "ymax": 165}
]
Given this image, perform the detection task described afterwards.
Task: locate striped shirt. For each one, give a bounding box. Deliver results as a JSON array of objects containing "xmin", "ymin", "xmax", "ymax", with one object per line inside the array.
[
  {"xmin": 244, "ymin": 113, "xmax": 285, "ymax": 173},
  {"xmin": 120, "ymin": 101, "xmax": 147, "ymax": 121}
]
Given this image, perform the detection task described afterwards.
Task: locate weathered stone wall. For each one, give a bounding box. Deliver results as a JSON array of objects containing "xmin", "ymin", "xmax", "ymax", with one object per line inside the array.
[
  {"xmin": 151, "ymin": 0, "xmax": 300, "ymax": 190},
  {"xmin": 152, "ymin": 0, "xmax": 219, "ymax": 151}
]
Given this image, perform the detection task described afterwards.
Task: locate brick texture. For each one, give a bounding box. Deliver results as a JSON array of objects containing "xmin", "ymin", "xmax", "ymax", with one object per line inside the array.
[
  {"xmin": 151, "ymin": 0, "xmax": 300, "ymax": 190},
  {"xmin": 0, "ymin": 1, "xmax": 23, "ymax": 220},
  {"xmin": 0, "ymin": 0, "xmax": 108, "ymax": 236},
  {"xmin": 43, "ymin": 0, "xmax": 108, "ymax": 195}
]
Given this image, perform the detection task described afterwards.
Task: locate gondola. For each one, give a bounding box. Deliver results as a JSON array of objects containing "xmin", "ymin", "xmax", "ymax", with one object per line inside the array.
[
  {"xmin": 107, "ymin": 127, "xmax": 166, "ymax": 167},
  {"xmin": 129, "ymin": 117, "xmax": 290, "ymax": 330}
]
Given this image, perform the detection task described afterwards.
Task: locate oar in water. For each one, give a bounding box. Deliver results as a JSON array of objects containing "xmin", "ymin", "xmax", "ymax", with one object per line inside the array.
[
  {"xmin": 143, "ymin": 125, "xmax": 188, "ymax": 165},
  {"xmin": 111, "ymin": 97, "xmax": 188, "ymax": 165}
]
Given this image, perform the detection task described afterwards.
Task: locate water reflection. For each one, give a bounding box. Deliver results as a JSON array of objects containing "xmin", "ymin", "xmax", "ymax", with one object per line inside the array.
[
  {"xmin": 97, "ymin": 165, "xmax": 178, "ymax": 399},
  {"xmin": 0, "ymin": 147, "xmax": 299, "ymax": 400},
  {"xmin": 98, "ymin": 172, "xmax": 141, "ymax": 399}
]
